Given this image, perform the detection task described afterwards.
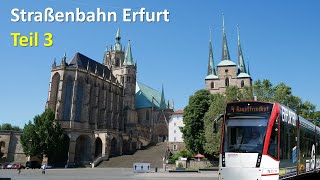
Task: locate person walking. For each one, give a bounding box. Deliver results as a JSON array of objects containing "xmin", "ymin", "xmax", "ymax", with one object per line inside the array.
[
  {"xmin": 41, "ymin": 164, "xmax": 46, "ymax": 174},
  {"xmin": 17, "ymin": 164, "xmax": 22, "ymax": 174}
]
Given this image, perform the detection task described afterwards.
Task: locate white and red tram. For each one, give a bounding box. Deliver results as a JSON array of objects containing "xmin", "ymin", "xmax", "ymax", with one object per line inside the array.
[{"xmin": 214, "ymin": 101, "xmax": 320, "ymax": 180}]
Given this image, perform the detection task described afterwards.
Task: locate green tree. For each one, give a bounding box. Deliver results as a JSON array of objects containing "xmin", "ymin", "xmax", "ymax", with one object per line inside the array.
[
  {"xmin": 298, "ymin": 101, "xmax": 316, "ymax": 120},
  {"xmin": 203, "ymin": 93, "xmax": 225, "ymax": 157},
  {"xmin": 20, "ymin": 109, "xmax": 64, "ymax": 160},
  {"xmin": 253, "ymin": 79, "xmax": 274, "ymax": 101},
  {"xmin": 0, "ymin": 123, "xmax": 21, "ymax": 131},
  {"xmin": 181, "ymin": 89, "xmax": 212, "ymax": 154},
  {"xmin": 312, "ymin": 111, "xmax": 320, "ymax": 125}
]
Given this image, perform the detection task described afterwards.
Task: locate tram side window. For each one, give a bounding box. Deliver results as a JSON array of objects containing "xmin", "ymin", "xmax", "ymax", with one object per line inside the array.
[
  {"xmin": 280, "ymin": 118, "xmax": 297, "ymax": 168},
  {"xmin": 268, "ymin": 117, "xmax": 279, "ymax": 159}
]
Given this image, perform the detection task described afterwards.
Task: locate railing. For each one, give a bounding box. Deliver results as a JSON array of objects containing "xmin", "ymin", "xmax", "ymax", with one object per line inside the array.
[{"xmin": 91, "ymin": 154, "xmax": 108, "ymax": 168}]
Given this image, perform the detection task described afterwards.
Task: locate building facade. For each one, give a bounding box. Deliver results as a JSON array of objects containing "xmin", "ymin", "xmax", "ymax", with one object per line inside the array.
[
  {"xmin": 46, "ymin": 28, "xmax": 173, "ymax": 167},
  {"xmin": 205, "ymin": 17, "xmax": 252, "ymax": 93},
  {"xmin": 0, "ymin": 131, "xmax": 26, "ymax": 164},
  {"xmin": 168, "ymin": 110, "xmax": 185, "ymax": 152}
]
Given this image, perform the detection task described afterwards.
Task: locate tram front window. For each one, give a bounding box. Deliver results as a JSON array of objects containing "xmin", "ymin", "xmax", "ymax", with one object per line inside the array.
[{"xmin": 223, "ymin": 117, "xmax": 268, "ymax": 153}]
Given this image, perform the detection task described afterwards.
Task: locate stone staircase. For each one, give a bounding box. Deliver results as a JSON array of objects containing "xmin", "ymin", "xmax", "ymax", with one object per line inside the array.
[{"xmin": 97, "ymin": 142, "xmax": 167, "ymax": 168}]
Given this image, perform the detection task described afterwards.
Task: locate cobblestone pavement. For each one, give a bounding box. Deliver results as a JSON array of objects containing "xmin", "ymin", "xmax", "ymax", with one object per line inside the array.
[{"xmin": 0, "ymin": 168, "xmax": 218, "ymax": 180}]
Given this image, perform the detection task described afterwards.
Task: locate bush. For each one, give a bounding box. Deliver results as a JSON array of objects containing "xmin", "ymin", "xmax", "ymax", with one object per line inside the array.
[{"xmin": 177, "ymin": 162, "xmax": 184, "ymax": 168}]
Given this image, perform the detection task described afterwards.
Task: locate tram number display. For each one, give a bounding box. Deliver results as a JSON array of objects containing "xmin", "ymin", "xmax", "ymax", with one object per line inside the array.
[{"xmin": 226, "ymin": 102, "xmax": 273, "ymax": 115}]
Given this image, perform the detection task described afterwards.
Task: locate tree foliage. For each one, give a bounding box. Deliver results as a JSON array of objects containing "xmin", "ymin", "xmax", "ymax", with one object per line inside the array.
[
  {"xmin": 20, "ymin": 109, "xmax": 64, "ymax": 159},
  {"xmin": 203, "ymin": 93, "xmax": 225, "ymax": 157},
  {"xmin": 253, "ymin": 79, "xmax": 316, "ymax": 120},
  {"xmin": 0, "ymin": 123, "xmax": 21, "ymax": 131},
  {"xmin": 181, "ymin": 89, "xmax": 212, "ymax": 154}
]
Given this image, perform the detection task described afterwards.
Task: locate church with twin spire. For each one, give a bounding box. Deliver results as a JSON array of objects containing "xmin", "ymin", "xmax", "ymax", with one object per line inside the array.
[{"xmin": 205, "ymin": 16, "xmax": 252, "ymax": 93}]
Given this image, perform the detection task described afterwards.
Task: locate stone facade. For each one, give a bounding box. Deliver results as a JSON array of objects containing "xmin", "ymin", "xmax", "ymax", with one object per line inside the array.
[{"xmin": 0, "ymin": 131, "xmax": 27, "ymax": 164}]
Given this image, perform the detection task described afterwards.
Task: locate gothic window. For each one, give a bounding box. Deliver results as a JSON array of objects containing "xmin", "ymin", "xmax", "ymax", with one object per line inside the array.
[
  {"xmin": 89, "ymin": 85, "xmax": 97, "ymax": 124},
  {"xmin": 225, "ymin": 77, "xmax": 229, "ymax": 87},
  {"xmin": 75, "ymin": 78, "xmax": 84, "ymax": 122},
  {"xmin": 50, "ymin": 72, "xmax": 60, "ymax": 112},
  {"xmin": 63, "ymin": 76, "xmax": 73, "ymax": 120},
  {"xmin": 211, "ymin": 82, "xmax": 214, "ymax": 89},
  {"xmin": 146, "ymin": 111, "xmax": 150, "ymax": 121},
  {"xmin": 241, "ymin": 80, "xmax": 245, "ymax": 88},
  {"xmin": 115, "ymin": 58, "xmax": 120, "ymax": 67}
]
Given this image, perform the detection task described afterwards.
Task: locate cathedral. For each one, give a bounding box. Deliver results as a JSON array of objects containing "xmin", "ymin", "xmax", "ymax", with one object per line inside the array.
[
  {"xmin": 205, "ymin": 16, "xmax": 252, "ymax": 93},
  {"xmin": 46, "ymin": 28, "xmax": 173, "ymax": 167}
]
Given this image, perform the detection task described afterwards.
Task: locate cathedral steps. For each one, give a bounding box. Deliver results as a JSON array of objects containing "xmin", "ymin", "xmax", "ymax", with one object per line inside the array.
[{"xmin": 97, "ymin": 142, "xmax": 168, "ymax": 168}]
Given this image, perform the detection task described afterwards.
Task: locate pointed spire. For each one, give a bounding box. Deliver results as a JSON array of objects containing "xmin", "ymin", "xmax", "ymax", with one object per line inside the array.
[
  {"xmin": 103, "ymin": 46, "xmax": 108, "ymax": 65},
  {"xmin": 221, "ymin": 13, "xmax": 231, "ymax": 61},
  {"xmin": 123, "ymin": 40, "xmax": 134, "ymax": 66},
  {"xmin": 237, "ymin": 24, "xmax": 247, "ymax": 75},
  {"xmin": 172, "ymin": 99, "xmax": 175, "ymax": 110},
  {"xmin": 114, "ymin": 28, "xmax": 122, "ymax": 51},
  {"xmin": 207, "ymin": 26, "xmax": 217, "ymax": 76},
  {"xmin": 52, "ymin": 58, "xmax": 57, "ymax": 69},
  {"xmin": 160, "ymin": 84, "xmax": 166, "ymax": 110},
  {"xmin": 61, "ymin": 51, "xmax": 67, "ymax": 68}
]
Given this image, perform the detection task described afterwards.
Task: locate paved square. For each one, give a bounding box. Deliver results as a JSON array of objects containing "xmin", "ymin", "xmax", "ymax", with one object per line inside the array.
[{"xmin": 0, "ymin": 168, "xmax": 218, "ymax": 180}]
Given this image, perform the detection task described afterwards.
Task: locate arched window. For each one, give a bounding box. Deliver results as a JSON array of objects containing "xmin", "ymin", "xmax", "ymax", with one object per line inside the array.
[
  {"xmin": 225, "ymin": 77, "xmax": 229, "ymax": 87},
  {"xmin": 146, "ymin": 111, "xmax": 150, "ymax": 121},
  {"xmin": 49, "ymin": 73, "xmax": 60, "ymax": 112},
  {"xmin": 241, "ymin": 80, "xmax": 245, "ymax": 88},
  {"xmin": 63, "ymin": 76, "xmax": 73, "ymax": 120},
  {"xmin": 210, "ymin": 82, "xmax": 214, "ymax": 89},
  {"xmin": 75, "ymin": 78, "xmax": 84, "ymax": 122},
  {"xmin": 115, "ymin": 58, "xmax": 120, "ymax": 67}
]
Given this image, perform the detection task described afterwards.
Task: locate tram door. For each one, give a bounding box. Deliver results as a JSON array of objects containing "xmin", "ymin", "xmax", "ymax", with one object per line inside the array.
[{"xmin": 279, "ymin": 116, "xmax": 298, "ymax": 175}]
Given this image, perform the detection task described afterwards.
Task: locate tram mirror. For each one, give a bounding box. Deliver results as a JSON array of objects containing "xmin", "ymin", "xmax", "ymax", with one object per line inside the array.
[
  {"xmin": 213, "ymin": 121, "xmax": 218, "ymax": 133},
  {"xmin": 213, "ymin": 114, "xmax": 223, "ymax": 133}
]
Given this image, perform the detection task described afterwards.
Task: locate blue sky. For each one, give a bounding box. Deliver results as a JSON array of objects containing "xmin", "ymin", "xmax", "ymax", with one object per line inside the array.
[{"xmin": 1, "ymin": 0, "xmax": 320, "ymax": 127}]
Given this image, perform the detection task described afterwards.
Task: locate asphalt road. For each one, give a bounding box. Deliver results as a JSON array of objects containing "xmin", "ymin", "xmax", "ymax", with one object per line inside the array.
[{"xmin": 0, "ymin": 168, "xmax": 218, "ymax": 180}]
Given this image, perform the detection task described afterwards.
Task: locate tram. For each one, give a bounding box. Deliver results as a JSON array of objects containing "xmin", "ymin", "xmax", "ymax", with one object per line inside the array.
[{"xmin": 214, "ymin": 101, "xmax": 320, "ymax": 180}]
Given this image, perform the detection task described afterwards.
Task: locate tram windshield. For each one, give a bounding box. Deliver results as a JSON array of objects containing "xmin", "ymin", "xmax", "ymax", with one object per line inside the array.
[{"xmin": 223, "ymin": 116, "xmax": 269, "ymax": 153}]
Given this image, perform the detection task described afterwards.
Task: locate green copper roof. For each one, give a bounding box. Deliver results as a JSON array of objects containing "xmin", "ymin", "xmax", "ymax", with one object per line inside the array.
[
  {"xmin": 237, "ymin": 25, "xmax": 247, "ymax": 74},
  {"xmin": 247, "ymin": 62, "xmax": 251, "ymax": 75},
  {"xmin": 217, "ymin": 60, "xmax": 236, "ymax": 66},
  {"xmin": 123, "ymin": 41, "xmax": 134, "ymax": 66},
  {"xmin": 237, "ymin": 72, "xmax": 251, "ymax": 78},
  {"xmin": 221, "ymin": 14, "xmax": 231, "ymax": 61},
  {"xmin": 114, "ymin": 28, "xmax": 122, "ymax": 51},
  {"xmin": 205, "ymin": 74, "xmax": 219, "ymax": 80},
  {"xmin": 207, "ymin": 28, "xmax": 217, "ymax": 76},
  {"xmin": 135, "ymin": 82, "xmax": 169, "ymax": 109},
  {"xmin": 160, "ymin": 84, "xmax": 166, "ymax": 110}
]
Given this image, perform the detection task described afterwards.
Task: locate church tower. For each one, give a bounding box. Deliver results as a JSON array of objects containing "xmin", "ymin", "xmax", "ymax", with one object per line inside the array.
[{"xmin": 205, "ymin": 14, "xmax": 252, "ymax": 93}]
